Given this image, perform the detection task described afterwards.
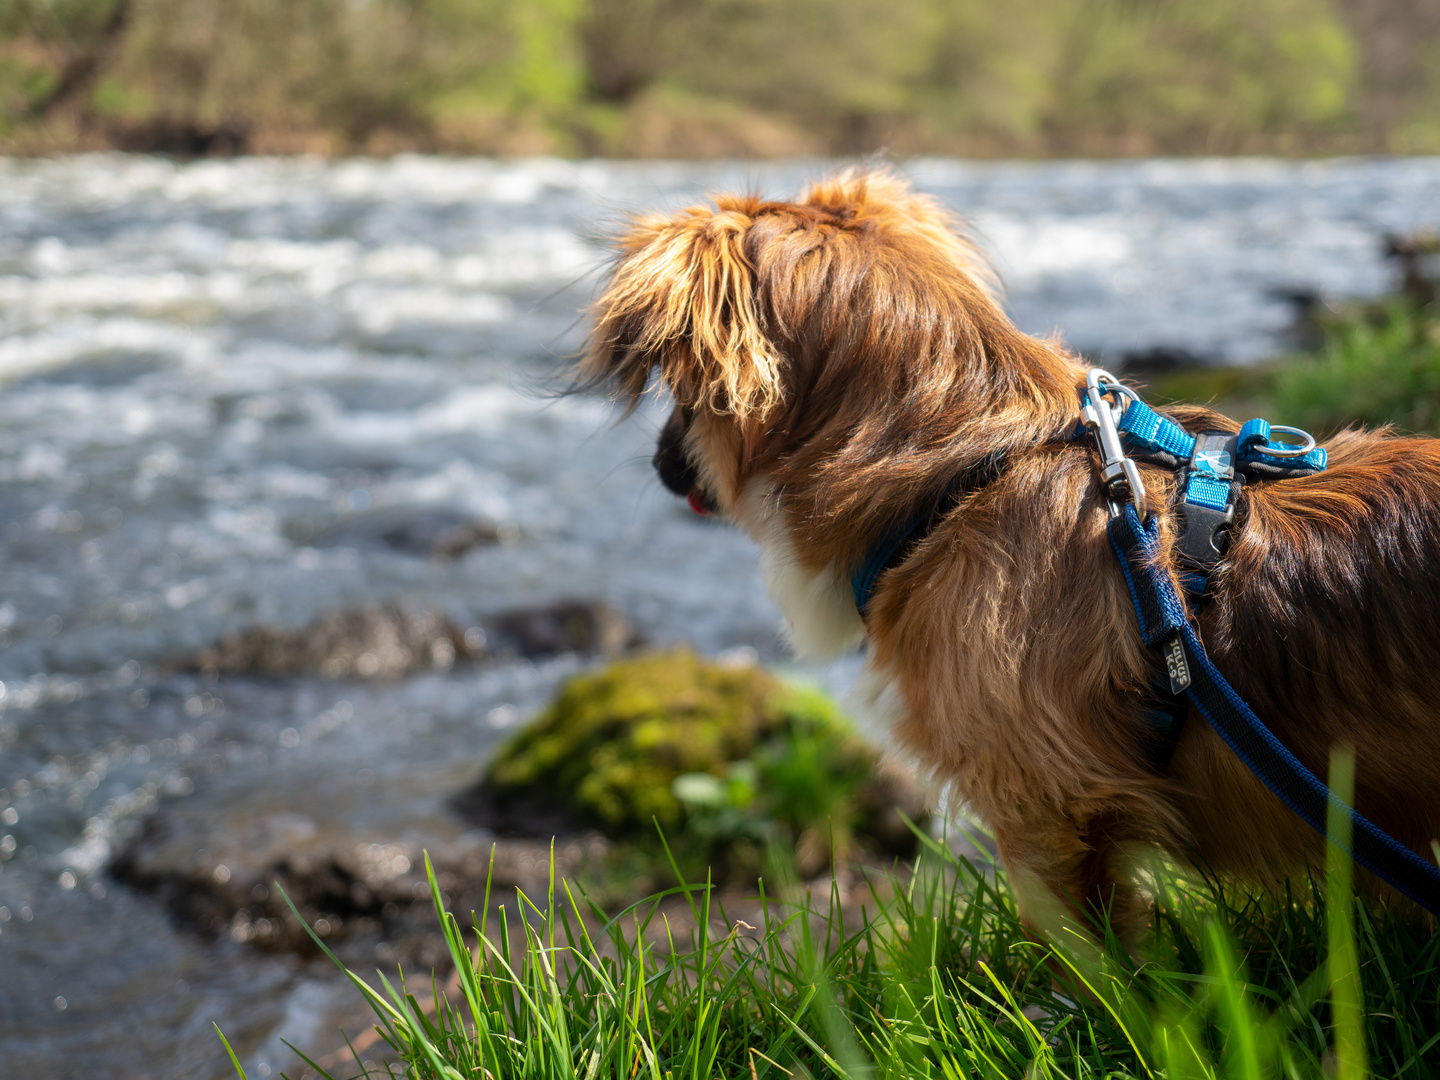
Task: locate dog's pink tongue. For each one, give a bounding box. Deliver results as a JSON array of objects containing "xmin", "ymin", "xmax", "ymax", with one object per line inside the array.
[{"xmin": 687, "ymin": 490, "xmax": 710, "ymax": 516}]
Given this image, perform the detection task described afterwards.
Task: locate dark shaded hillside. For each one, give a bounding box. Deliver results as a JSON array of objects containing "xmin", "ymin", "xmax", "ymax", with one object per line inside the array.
[{"xmin": 1, "ymin": 0, "xmax": 1437, "ymax": 157}]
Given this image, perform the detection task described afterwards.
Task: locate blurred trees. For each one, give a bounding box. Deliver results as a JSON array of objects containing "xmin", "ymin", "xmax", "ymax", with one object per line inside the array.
[
  {"xmin": 1040, "ymin": 0, "xmax": 1358, "ymax": 153},
  {"xmin": 0, "ymin": 0, "xmax": 1434, "ymax": 156},
  {"xmin": 1334, "ymin": 0, "xmax": 1440, "ymax": 152}
]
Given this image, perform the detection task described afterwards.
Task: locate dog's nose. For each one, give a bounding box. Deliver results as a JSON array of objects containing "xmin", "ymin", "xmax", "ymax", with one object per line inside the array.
[{"xmin": 653, "ymin": 407, "xmax": 699, "ymax": 498}]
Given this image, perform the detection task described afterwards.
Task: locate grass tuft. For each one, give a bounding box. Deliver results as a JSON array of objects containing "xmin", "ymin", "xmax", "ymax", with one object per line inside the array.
[
  {"xmin": 221, "ymin": 817, "xmax": 1440, "ymax": 1080},
  {"xmin": 1268, "ymin": 298, "xmax": 1440, "ymax": 438}
]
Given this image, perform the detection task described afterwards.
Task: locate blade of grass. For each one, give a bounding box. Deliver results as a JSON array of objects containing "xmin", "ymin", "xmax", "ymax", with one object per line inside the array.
[
  {"xmin": 214, "ymin": 1024, "xmax": 251, "ymax": 1080},
  {"xmin": 1326, "ymin": 746, "xmax": 1365, "ymax": 1080}
]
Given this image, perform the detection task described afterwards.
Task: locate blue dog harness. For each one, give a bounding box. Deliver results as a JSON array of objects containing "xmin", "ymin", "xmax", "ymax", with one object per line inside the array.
[
  {"xmin": 1083, "ymin": 378, "xmax": 1325, "ymax": 602},
  {"xmin": 851, "ymin": 369, "xmax": 1440, "ymax": 915}
]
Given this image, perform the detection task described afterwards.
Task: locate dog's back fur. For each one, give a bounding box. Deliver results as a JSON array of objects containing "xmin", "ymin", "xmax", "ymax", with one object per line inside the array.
[{"xmin": 583, "ymin": 169, "xmax": 1440, "ymax": 929}]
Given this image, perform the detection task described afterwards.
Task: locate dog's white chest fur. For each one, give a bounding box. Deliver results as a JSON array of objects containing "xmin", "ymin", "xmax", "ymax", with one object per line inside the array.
[{"xmin": 734, "ymin": 480, "xmax": 867, "ymax": 660}]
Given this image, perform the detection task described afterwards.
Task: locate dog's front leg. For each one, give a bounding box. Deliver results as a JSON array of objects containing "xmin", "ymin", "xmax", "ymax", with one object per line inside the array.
[{"xmin": 994, "ymin": 817, "xmax": 1143, "ymax": 945}]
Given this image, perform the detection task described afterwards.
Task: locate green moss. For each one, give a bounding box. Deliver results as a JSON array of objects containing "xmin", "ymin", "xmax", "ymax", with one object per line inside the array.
[
  {"xmin": 485, "ymin": 650, "xmax": 780, "ymax": 830},
  {"xmin": 477, "ymin": 649, "xmax": 919, "ymax": 880}
]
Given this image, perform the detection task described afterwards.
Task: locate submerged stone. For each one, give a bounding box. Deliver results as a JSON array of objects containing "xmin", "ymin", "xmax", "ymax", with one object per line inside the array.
[{"xmin": 113, "ymin": 798, "xmax": 603, "ymax": 966}]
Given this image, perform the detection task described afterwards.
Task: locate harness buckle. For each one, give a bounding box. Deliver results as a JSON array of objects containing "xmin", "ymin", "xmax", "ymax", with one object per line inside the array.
[
  {"xmin": 1081, "ymin": 368, "xmax": 1148, "ymax": 520},
  {"xmin": 1175, "ymin": 432, "xmax": 1241, "ymax": 583}
]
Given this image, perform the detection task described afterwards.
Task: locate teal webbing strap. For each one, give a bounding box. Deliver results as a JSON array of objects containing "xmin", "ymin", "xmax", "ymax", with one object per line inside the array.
[{"xmin": 1117, "ymin": 400, "xmax": 1196, "ymax": 459}]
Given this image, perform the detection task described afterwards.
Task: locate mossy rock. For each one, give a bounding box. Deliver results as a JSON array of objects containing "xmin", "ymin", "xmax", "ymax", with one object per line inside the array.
[{"xmin": 461, "ymin": 650, "xmax": 926, "ymax": 878}]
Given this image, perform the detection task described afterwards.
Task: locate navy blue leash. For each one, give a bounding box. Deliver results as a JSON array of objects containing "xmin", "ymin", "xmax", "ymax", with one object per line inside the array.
[{"xmin": 1109, "ymin": 503, "xmax": 1440, "ymax": 915}]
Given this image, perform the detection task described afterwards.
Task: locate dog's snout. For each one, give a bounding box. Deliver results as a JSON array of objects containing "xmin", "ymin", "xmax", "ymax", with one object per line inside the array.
[{"xmin": 653, "ymin": 407, "xmax": 699, "ymax": 498}]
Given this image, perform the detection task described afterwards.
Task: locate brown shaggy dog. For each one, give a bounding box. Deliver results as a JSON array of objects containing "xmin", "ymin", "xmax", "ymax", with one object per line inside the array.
[{"xmin": 581, "ymin": 169, "xmax": 1440, "ymax": 932}]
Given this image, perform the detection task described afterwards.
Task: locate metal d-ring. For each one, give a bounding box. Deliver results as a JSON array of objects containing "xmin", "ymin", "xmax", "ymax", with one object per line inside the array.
[
  {"xmin": 1255, "ymin": 424, "xmax": 1317, "ymax": 458},
  {"xmin": 1082, "ymin": 368, "xmax": 1148, "ymax": 519}
]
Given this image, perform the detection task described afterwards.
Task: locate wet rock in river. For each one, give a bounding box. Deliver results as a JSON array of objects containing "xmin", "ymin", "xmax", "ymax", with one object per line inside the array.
[
  {"xmin": 483, "ymin": 600, "xmax": 634, "ymax": 660},
  {"xmin": 189, "ymin": 599, "xmax": 635, "ymax": 678},
  {"xmin": 1385, "ymin": 229, "xmax": 1440, "ymax": 308},
  {"xmin": 284, "ymin": 506, "xmax": 514, "ymax": 559},
  {"xmin": 194, "ymin": 603, "xmax": 473, "ymax": 679},
  {"xmin": 113, "ymin": 803, "xmax": 607, "ymax": 966}
]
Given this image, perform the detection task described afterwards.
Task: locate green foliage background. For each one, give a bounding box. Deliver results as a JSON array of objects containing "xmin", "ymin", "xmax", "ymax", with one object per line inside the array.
[
  {"xmin": 1146, "ymin": 259, "xmax": 1440, "ymax": 441},
  {"xmin": 2, "ymin": 0, "xmax": 1437, "ymax": 156},
  {"xmin": 1270, "ymin": 297, "xmax": 1440, "ymax": 437}
]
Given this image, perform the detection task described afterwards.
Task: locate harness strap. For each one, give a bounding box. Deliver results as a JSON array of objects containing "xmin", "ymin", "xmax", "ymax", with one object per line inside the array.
[
  {"xmin": 1109, "ymin": 504, "xmax": 1440, "ymax": 916},
  {"xmin": 1174, "ymin": 431, "xmax": 1242, "ymax": 598},
  {"xmin": 1238, "ymin": 417, "xmax": 1329, "ymax": 474},
  {"xmin": 1116, "ymin": 399, "xmax": 1195, "ymax": 466},
  {"xmin": 1113, "ymin": 400, "xmax": 1326, "ymax": 601},
  {"xmin": 1116, "ymin": 400, "xmax": 1329, "ymax": 476},
  {"xmin": 857, "ymin": 384, "xmax": 1327, "ymax": 626},
  {"xmin": 851, "ymin": 451, "xmax": 1007, "ymax": 618}
]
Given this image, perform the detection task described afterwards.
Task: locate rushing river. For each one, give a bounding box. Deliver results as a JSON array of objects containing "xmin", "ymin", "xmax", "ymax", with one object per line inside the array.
[{"xmin": 0, "ymin": 154, "xmax": 1436, "ymax": 1080}]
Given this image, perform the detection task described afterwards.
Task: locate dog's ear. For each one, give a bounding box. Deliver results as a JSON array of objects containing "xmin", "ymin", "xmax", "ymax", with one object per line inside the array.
[{"xmin": 582, "ymin": 201, "xmax": 781, "ymax": 419}]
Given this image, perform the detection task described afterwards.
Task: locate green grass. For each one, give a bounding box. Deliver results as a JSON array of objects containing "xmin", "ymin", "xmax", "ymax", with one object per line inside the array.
[
  {"xmin": 1140, "ymin": 297, "xmax": 1440, "ymax": 442},
  {"xmin": 221, "ymin": 810, "xmax": 1440, "ymax": 1080},
  {"xmin": 1268, "ymin": 299, "xmax": 1440, "ymax": 438}
]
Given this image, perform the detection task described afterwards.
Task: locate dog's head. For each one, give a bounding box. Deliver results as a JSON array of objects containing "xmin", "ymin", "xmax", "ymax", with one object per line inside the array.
[{"xmin": 581, "ymin": 170, "xmax": 1080, "ymax": 560}]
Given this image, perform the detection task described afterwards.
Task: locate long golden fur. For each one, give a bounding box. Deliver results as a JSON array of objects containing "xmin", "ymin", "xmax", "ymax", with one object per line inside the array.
[{"xmin": 581, "ymin": 169, "xmax": 1440, "ymax": 931}]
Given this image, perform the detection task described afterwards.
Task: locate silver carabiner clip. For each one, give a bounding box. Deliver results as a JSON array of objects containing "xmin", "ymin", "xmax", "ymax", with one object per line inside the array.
[{"xmin": 1081, "ymin": 368, "xmax": 1148, "ymax": 520}]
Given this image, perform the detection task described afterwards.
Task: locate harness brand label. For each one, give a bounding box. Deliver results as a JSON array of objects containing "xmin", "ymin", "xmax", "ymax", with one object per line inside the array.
[
  {"xmin": 1164, "ymin": 635, "xmax": 1192, "ymax": 694},
  {"xmin": 1192, "ymin": 448, "xmax": 1234, "ymax": 479}
]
